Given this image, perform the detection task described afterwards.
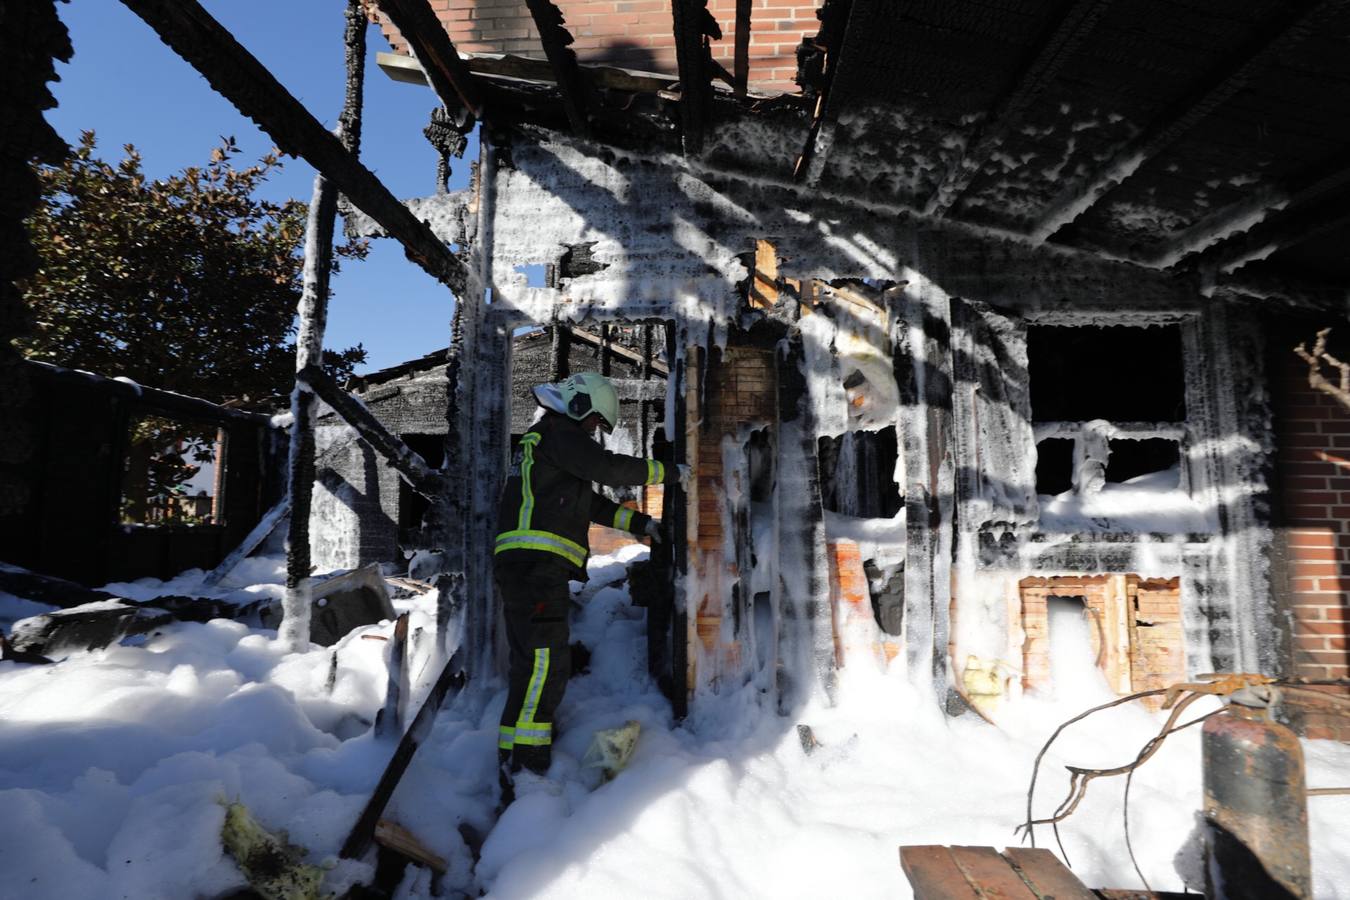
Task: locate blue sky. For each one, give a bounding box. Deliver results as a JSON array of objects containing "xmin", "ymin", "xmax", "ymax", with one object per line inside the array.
[{"xmin": 47, "ymin": 0, "xmax": 472, "ymax": 374}]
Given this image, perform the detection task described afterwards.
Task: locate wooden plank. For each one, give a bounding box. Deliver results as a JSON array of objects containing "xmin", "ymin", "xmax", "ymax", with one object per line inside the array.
[
  {"xmin": 1001, "ymin": 848, "xmax": 1096, "ymax": 900},
  {"xmin": 374, "ymin": 819, "xmax": 447, "ymax": 873},
  {"xmin": 523, "ymin": 0, "xmax": 591, "ymax": 136},
  {"xmin": 899, "ymin": 845, "xmax": 981, "ymax": 900},
  {"xmin": 733, "ymin": 0, "xmax": 751, "ymax": 96},
  {"xmin": 375, "ymin": 613, "xmax": 411, "ymax": 739},
  {"xmin": 947, "ymin": 846, "xmax": 1040, "ymax": 899},
  {"xmin": 339, "ymin": 648, "xmax": 467, "ymax": 860},
  {"xmin": 299, "ymin": 364, "xmax": 444, "ymax": 498},
  {"xmin": 373, "ymin": 0, "xmax": 483, "ymax": 116}
]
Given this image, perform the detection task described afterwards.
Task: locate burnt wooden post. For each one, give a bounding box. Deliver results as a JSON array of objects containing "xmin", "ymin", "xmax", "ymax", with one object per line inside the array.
[
  {"xmin": 281, "ymin": 0, "xmax": 366, "ymax": 651},
  {"xmin": 895, "ymin": 276, "xmax": 956, "ymax": 698},
  {"xmin": 773, "ymin": 333, "xmax": 834, "ymax": 710}
]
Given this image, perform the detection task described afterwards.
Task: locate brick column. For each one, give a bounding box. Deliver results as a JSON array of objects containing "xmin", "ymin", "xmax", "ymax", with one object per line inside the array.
[{"xmin": 1272, "ymin": 328, "xmax": 1350, "ymax": 741}]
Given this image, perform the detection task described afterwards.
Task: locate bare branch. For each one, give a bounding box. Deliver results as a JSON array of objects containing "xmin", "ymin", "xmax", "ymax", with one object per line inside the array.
[{"xmin": 1295, "ymin": 327, "xmax": 1350, "ymax": 409}]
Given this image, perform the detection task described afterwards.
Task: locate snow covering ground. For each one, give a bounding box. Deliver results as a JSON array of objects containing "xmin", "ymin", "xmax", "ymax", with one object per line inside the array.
[{"xmin": 1, "ymin": 547, "xmax": 1348, "ymax": 899}]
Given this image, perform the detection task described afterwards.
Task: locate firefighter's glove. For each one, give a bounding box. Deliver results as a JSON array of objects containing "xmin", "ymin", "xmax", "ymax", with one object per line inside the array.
[
  {"xmin": 643, "ymin": 518, "xmax": 664, "ymax": 544},
  {"xmin": 676, "ymin": 464, "xmax": 692, "ymax": 491}
]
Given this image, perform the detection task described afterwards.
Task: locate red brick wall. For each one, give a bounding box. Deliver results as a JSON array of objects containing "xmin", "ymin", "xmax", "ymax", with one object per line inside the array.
[
  {"xmin": 1273, "ymin": 329, "xmax": 1350, "ymax": 741},
  {"xmin": 375, "ymin": 0, "xmax": 817, "ymax": 93},
  {"xmin": 686, "ymin": 344, "xmax": 777, "ymax": 687}
]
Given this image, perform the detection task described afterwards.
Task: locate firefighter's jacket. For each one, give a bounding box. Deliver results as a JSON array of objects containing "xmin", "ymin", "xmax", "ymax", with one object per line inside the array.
[{"xmin": 494, "ymin": 411, "xmax": 674, "ymax": 576}]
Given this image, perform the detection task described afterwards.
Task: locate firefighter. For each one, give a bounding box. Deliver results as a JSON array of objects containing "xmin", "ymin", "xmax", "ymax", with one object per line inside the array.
[{"xmin": 494, "ymin": 371, "xmax": 676, "ymax": 795}]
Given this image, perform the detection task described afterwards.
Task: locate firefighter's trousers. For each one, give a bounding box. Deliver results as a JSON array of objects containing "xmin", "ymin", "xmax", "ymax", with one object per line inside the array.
[{"xmin": 496, "ymin": 555, "xmax": 573, "ymax": 774}]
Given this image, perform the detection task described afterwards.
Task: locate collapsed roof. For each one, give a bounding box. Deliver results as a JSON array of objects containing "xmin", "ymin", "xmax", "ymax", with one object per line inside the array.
[{"xmin": 374, "ymin": 0, "xmax": 1350, "ymax": 309}]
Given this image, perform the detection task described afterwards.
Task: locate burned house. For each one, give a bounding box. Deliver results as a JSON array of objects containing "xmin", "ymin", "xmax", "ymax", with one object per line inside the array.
[
  {"xmin": 358, "ymin": 0, "xmax": 1350, "ymax": 734},
  {"xmin": 7, "ymin": 0, "xmax": 1348, "ymax": 744},
  {"xmin": 310, "ymin": 323, "xmax": 667, "ymax": 569}
]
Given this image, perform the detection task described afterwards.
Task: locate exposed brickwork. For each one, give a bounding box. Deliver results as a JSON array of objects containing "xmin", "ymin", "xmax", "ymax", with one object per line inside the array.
[
  {"xmin": 1020, "ymin": 575, "xmax": 1184, "ymax": 711},
  {"xmin": 1272, "ymin": 328, "xmax": 1350, "ymax": 741},
  {"xmin": 826, "ymin": 540, "xmax": 899, "ymax": 667},
  {"xmin": 374, "ymin": 0, "xmax": 817, "ymax": 93},
  {"xmin": 685, "ymin": 344, "xmax": 777, "ymax": 689},
  {"xmin": 692, "ymin": 345, "xmax": 776, "ymax": 552}
]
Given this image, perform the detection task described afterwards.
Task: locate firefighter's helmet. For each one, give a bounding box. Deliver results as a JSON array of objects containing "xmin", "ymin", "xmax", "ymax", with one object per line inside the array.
[{"xmin": 533, "ymin": 372, "xmax": 620, "ymax": 432}]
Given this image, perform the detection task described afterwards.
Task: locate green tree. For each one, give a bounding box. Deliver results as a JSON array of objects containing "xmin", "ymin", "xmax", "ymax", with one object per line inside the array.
[
  {"xmin": 19, "ymin": 130, "xmax": 366, "ymax": 407},
  {"xmin": 19, "ymin": 132, "xmax": 369, "ymax": 515}
]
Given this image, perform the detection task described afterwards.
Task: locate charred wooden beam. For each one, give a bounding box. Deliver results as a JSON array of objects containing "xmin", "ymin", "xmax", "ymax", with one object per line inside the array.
[
  {"xmin": 121, "ymin": 0, "xmax": 466, "ymax": 293},
  {"xmin": 792, "ymin": 0, "xmax": 857, "ymax": 184},
  {"xmin": 283, "ymin": 0, "xmax": 368, "ymax": 653},
  {"xmin": 1203, "ymin": 193, "xmax": 1350, "ymax": 278},
  {"xmin": 373, "ymin": 0, "xmax": 483, "ymax": 118},
  {"xmin": 733, "ymin": 0, "xmax": 751, "ymax": 96},
  {"xmin": 1030, "ymin": 0, "xmax": 1345, "ymax": 243},
  {"xmin": 923, "ymin": 0, "xmax": 1114, "ymax": 217},
  {"xmin": 1148, "ymin": 153, "xmax": 1350, "ymax": 269},
  {"xmin": 671, "ymin": 0, "xmax": 722, "ymax": 155},
  {"xmin": 340, "ymin": 648, "xmax": 467, "ymax": 861},
  {"xmin": 299, "ymin": 364, "xmax": 446, "ymax": 498},
  {"xmin": 523, "ymin": 0, "xmax": 591, "ymax": 137}
]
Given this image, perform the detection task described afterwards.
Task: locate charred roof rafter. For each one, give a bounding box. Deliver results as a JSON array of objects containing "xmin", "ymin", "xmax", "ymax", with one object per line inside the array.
[
  {"xmin": 733, "ymin": 0, "xmax": 752, "ymax": 97},
  {"xmin": 1029, "ymin": 0, "xmax": 1347, "ymax": 245},
  {"xmin": 121, "ymin": 0, "xmax": 468, "ymax": 293},
  {"xmin": 373, "ymin": 0, "xmax": 484, "ymax": 119},
  {"xmin": 1199, "ymin": 190, "xmax": 1350, "ymax": 280},
  {"xmin": 523, "ymin": 0, "xmax": 592, "ymax": 138},
  {"xmin": 1147, "ymin": 151, "xmax": 1350, "ymax": 271},
  {"xmin": 792, "ymin": 0, "xmax": 858, "ymax": 184},
  {"xmin": 922, "ymin": 0, "xmax": 1115, "ymax": 218},
  {"xmin": 671, "ymin": 0, "xmax": 723, "ymax": 155}
]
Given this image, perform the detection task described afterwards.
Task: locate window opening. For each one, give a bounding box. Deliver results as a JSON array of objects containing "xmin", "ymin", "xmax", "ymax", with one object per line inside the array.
[
  {"xmin": 1029, "ymin": 325, "xmax": 1185, "ymax": 422},
  {"xmin": 818, "ymin": 427, "xmax": 901, "ymax": 518},
  {"xmin": 120, "ymin": 415, "xmax": 223, "ymax": 526},
  {"xmin": 398, "ymin": 434, "xmax": 445, "ymax": 547},
  {"xmin": 1106, "ymin": 438, "xmax": 1180, "ymax": 487},
  {"xmin": 1034, "ymin": 438, "xmax": 1074, "ymax": 495}
]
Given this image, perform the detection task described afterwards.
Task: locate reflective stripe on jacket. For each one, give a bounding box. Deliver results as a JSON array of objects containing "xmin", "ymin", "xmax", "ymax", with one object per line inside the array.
[{"xmin": 495, "ymin": 411, "xmax": 674, "ymax": 575}]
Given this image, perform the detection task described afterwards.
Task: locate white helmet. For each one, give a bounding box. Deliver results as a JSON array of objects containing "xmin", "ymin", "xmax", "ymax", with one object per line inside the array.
[{"xmin": 533, "ymin": 372, "xmax": 620, "ymax": 432}]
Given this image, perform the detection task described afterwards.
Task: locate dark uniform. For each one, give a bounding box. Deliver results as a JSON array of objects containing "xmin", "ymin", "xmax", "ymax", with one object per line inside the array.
[{"xmin": 494, "ymin": 410, "xmax": 674, "ymax": 774}]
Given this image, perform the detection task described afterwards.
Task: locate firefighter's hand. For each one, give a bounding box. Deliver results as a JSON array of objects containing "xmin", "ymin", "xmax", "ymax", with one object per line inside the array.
[
  {"xmin": 676, "ymin": 464, "xmax": 691, "ymax": 491},
  {"xmin": 643, "ymin": 518, "xmax": 664, "ymax": 543}
]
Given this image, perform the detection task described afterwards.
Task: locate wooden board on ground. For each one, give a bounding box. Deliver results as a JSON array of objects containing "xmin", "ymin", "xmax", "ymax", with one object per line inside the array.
[
  {"xmin": 947, "ymin": 846, "xmax": 1039, "ymax": 899},
  {"xmin": 899, "ymin": 846, "xmax": 981, "ymax": 899},
  {"xmin": 374, "ymin": 819, "xmax": 446, "ymax": 873},
  {"xmin": 1002, "ymin": 847, "xmax": 1096, "ymax": 899},
  {"xmin": 901, "ymin": 844, "xmax": 1096, "ymax": 899}
]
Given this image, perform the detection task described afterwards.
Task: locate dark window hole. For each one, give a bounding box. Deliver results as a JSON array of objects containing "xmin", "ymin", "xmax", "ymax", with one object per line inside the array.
[
  {"xmin": 1106, "ymin": 438, "xmax": 1180, "ymax": 486},
  {"xmin": 1029, "ymin": 325, "xmax": 1186, "ymax": 422},
  {"xmin": 1035, "ymin": 438, "xmax": 1074, "ymax": 496}
]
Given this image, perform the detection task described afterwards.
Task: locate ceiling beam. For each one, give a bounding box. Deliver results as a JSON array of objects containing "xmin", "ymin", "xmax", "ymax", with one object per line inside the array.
[
  {"xmin": 1029, "ymin": 0, "xmax": 1344, "ymax": 244},
  {"xmin": 1146, "ymin": 153, "xmax": 1350, "ymax": 269},
  {"xmin": 923, "ymin": 0, "xmax": 1114, "ymax": 218},
  {"xmin": 523, "ymin": 0, "xmax": 591, "ymax": 137},
  {"xmin": 373, "ymin": 0, "xmax": 484, "ymax": 118},
  {"xmin": 792, "ymin": 0, "xmax": 858, "ymax": 184},
  {"xmin": 671, "ymin": 0, "xmax": 722, "ymax": 155},
  {"xmin": 1202, "ymin": 192, "xmax": 1350, "ymax": 277},
  {"xmin": 121, "ymin": 0, "xmax": 467, "ymax": 293}
]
